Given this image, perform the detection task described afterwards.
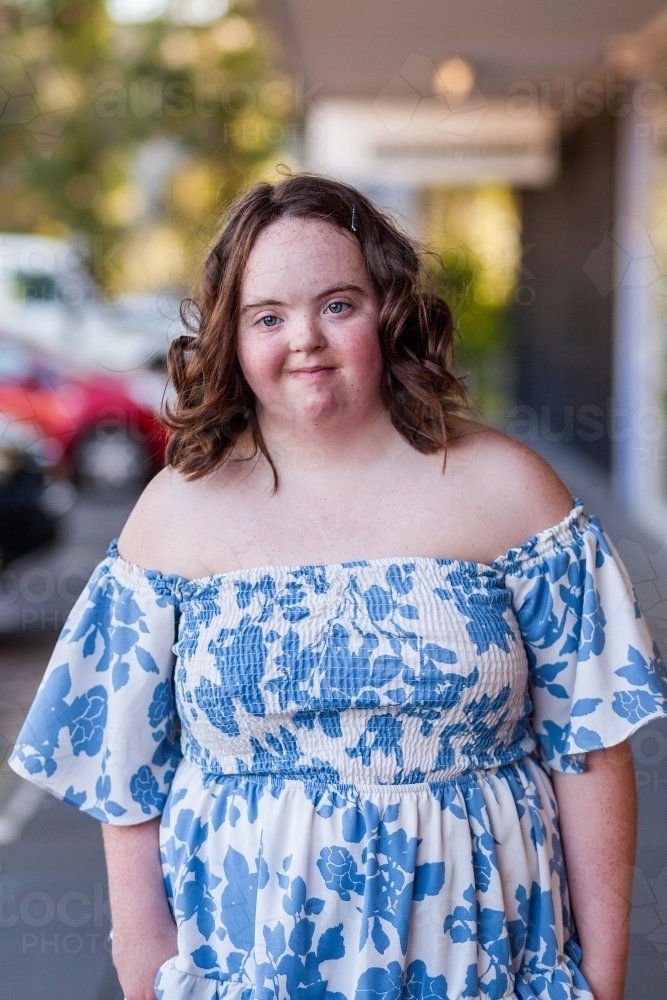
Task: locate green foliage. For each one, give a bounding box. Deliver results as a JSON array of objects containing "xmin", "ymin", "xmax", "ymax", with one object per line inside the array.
[
  {"xmin": 0, "ymin": 0, "xmax": 291, "ymax": 290},
  {"xmin": 429, "ymin": 246, "xmax": 511, "ymax": 423}
]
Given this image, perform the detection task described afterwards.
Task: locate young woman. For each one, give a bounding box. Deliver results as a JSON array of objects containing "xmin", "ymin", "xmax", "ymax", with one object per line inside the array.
[{"xmin": 11, "ymin": 175, "xmax": 667, "ymax": 1000}]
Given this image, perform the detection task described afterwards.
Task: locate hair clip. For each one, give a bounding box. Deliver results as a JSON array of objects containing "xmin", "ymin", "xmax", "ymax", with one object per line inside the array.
[{"xmin": 351, "ymin": 204, "xmax": 357, "ymax": 232}]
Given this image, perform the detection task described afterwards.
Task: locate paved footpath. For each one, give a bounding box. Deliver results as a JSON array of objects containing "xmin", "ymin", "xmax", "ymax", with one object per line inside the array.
[
  {"xmin": 1, "ymin": 453, "xmax": 667, "ymax": 998},
  {"xmin": 0, "ymin": 494, "xmax": 133, "ymax": 1000},
  {"xmin": 538, "ymin": 443, "xmax": 667, "ymax": 999}
]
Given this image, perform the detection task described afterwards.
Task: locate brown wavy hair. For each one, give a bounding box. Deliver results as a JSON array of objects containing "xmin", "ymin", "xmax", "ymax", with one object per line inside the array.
[{"xmin": 164, "ymin": 173, "xmax": 468, "ymax": 484}]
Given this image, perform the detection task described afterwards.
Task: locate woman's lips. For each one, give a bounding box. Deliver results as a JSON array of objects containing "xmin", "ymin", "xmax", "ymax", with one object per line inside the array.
[{"xmin": 288, "ymin": 367, "xmax": 336, "ymax": 378}]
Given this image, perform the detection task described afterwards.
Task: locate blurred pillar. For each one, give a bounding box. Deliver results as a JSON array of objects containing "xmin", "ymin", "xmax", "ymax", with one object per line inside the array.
[
  {"xmin": 612, "ymin": 96, "xmax": 664, "ymax": 531},
  {"xmin": 513, "ymin": 111, "xmax": 616, "ymax": 468}
]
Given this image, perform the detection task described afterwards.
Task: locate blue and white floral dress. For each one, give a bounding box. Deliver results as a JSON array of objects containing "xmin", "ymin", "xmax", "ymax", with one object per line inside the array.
[{"xmin": 10, "ymin": 500, "xmax": 667, "ymax": 1000}]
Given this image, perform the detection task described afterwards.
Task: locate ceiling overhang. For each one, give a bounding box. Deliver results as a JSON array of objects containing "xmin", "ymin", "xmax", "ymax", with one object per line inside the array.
[{"xmin": 261, "ymin": 0, "xmax": 667, "ymax": 100}]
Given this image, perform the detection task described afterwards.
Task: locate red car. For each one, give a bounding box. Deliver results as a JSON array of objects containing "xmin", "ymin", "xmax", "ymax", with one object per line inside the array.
[{"xmin": 0, "ymin": 335, "xmax": 166, "ymax": 491}]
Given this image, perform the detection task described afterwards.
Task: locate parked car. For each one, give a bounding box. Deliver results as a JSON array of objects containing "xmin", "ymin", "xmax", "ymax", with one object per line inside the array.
[
  {"xmin": 0, "ymin": 233, "xmax": 183, "ymax": 372},
  {"xmin": 0, "ymin": 417, "xmax": 76, "ymax": 566},
  {"xmin": 0, "ymin": 335, "xmax": 166, "ymax": 492}
]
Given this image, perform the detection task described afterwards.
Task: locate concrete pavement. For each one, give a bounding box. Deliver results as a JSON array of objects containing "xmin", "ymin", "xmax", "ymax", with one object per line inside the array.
[
  {"xmin": 535, "ymin": 443, "xmax": 667, "ymax": 999},
  {"xmin": 0, "ymin": 494, "xmax": 132, "ymax": 1000}
]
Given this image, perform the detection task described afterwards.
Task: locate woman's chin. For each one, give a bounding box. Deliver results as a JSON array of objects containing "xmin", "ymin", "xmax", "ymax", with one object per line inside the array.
[{"xmin": 288, "ymin": 389, "xmax": 344, "ymax": 423}]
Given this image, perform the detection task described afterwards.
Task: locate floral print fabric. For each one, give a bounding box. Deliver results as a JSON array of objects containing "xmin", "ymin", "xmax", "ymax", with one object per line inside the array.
[{"xmin": 10, "ymin": 500, "xmax": 667, "ymax": 1000}]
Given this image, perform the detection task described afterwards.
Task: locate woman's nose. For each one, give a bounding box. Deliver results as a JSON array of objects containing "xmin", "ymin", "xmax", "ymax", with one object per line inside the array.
[{"xmin": 289, "ymin": 313, "xmax": 326, "ymax": 352}]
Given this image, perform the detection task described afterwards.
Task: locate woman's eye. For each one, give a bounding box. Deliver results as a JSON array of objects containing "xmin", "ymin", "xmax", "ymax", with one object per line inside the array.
[
  {"xmin": 259, "ymin": 315, "xmax": 280, "ymax": 328},
  {"xmin": 326, "ymin": 301, "xmax": 348, "ymax": 315}
]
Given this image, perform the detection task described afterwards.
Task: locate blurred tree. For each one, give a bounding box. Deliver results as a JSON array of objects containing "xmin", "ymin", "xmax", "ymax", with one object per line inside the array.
[
  {"xmin": 421, "ymin": 186, "xmax": 520, "ymax": 424},
  {"xmin": 0, "ymin": 0, "xmax": 293, "ymax": 292},
  {"xmin": 429, "ymin": 247, "xmax": 510, "ymax": 422}
]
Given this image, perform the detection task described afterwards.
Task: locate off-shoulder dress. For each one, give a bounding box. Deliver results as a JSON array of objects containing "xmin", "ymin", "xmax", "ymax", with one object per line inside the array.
[{"xmin": 10, "ymin": 500, "xmax": 667, "ymax": 1000}]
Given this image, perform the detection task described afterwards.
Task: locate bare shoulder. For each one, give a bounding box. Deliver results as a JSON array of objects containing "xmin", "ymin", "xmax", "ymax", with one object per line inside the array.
[
  {"xmin": 446, "ymin": 419, "xmax": 574, "ymax": 552},
  {"xmin": 117, "ymin": 466, "xmax": 216, "ymax": 573}
]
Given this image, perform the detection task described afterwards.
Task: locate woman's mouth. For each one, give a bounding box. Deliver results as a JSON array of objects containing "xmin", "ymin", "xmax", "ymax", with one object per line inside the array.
[{"xmin": 288, "ymin": 366, "xmax": 336, "ymax": 379}]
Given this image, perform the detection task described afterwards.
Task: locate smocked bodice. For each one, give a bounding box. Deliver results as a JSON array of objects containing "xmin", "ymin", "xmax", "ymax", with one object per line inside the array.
[
  {"xmin": 11, "ymin": 500, "xmax": 667, "ymax": 814},
  {"xmin": 113, "ymin": 551, "xmax": 535, "ymax": 784}
]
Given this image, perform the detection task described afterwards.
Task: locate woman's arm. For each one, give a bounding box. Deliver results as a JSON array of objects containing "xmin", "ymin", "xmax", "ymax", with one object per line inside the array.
[
  {"xmin": 552, "ymin": 740, "xmax": 637, "ymax": 1000},
  {"xmin": 103, "ymin": 818, "xmax": 178, "ymax": 1000}
]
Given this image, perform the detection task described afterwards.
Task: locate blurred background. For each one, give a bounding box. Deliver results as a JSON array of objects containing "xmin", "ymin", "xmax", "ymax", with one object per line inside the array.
[{"xmin": 2, "ymin": 1, "xmax": 667, "ymax": 997}]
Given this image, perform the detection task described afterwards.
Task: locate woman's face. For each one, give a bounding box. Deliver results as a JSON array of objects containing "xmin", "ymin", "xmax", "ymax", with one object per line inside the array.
[{"xmin": 236, "ymin": 217, "xmax": 383, "ymax": 431}]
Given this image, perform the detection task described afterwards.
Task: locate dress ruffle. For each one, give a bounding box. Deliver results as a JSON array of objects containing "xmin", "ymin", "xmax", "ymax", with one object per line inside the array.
[
  {"xmin": 503, "ymin": 507, "xmax": 667, "ymax": 772},
  {"xmin": 152, "ymin": 949, "xmax": 592, "ymax": 1000},
  {"xmin": 154, "ymin": 958, "xmax": 251, "ymax": 1000}
]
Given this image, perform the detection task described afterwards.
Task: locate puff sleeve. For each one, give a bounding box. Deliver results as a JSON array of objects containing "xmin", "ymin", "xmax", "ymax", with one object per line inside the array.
[
  {"xmin": 503, "ymin": 501, "xmax": 667, "ymax": 773},
  {"xmin": 9, "ymin": 545, "xmax": 183, "ymax": 823}
]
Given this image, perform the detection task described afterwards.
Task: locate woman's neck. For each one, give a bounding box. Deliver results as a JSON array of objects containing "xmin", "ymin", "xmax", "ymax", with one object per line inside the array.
[{"xmin": 251, "ymin": 405, "xmax": 401, "ymax": 479}]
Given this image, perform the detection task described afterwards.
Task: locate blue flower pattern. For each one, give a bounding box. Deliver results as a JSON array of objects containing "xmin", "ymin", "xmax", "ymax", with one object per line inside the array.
[{"xmin": 10, "ymin": 502, "xmax": 667, "ymax": 1000}]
